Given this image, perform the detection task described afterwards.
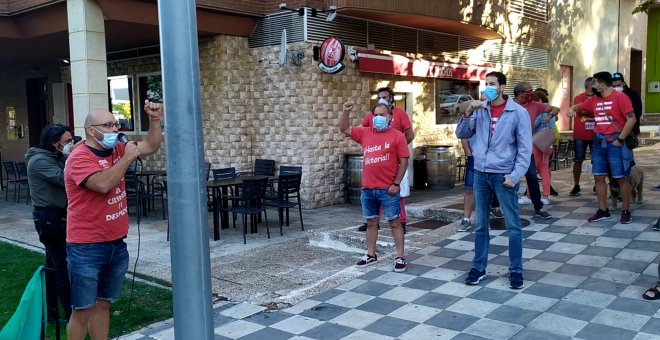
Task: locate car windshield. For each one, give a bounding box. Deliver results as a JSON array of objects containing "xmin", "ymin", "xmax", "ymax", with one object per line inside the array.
[{"xmin": 441, "ymin": 96, "xmax": 460, "ymax": 104}]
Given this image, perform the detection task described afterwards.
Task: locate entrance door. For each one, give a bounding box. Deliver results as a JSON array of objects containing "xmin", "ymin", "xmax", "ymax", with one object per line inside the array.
[
  {"xmin": 630, "ymin": 49, "xmax": 643, "ymax": 94},
  {"xmin": 26, "ymin": 77, "xmax": 49, "ymax": 146},
  {"xmin": 559, "ymin": 65, "xmax": 573, "ymax": 131}
]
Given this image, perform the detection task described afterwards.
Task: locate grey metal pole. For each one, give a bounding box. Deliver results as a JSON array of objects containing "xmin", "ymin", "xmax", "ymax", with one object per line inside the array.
[{"xmin": 157, "ymin": 1, "xmax": 214, "ymax": 339}]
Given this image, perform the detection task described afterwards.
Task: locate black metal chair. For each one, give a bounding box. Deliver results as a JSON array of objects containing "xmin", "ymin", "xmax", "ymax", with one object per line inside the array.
[
  {"xmin": 239, "ymin": 159, "xmax": 276, "ymax": 177},
  {"xmin": 14, "ymin": 161, "xmax": 30, "ymax": 204},
  {"xmin": 265, "ymin": 173, "xmax": 304, "ymax": 235},
  {"xmin": 2, "ymin": 161, "xmax": 18, "ymax": 202},
  {"xmin": 279, "ymin": 165, "xmax": 302, "ymax": 175},
  {"xmin": 212, "ymin": 167, "xmax": 237, "ymax": 180},
  {"xmin": 221, "ymin": 177, "xmax": 270, "ymax": 244}
]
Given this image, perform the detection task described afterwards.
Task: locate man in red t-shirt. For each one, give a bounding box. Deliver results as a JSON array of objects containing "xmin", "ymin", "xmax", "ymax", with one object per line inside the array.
[
  {"xmin": 341, "ymin": 100, "xmax": 409, "ymax": 272},
  {"xmin": 358, "ymin": 87, "xmax": 414, "ymax": 233},
  {"xmin": 568, "ymin": 71, "xmax": 636, "ymax": 224},
  {"xmin": 569, "ymin": 77, "xmax": 596, "ymax": 197},
  {"xmin": 64, "ymin": 101, "xmax": 163, "ymax": 340}
]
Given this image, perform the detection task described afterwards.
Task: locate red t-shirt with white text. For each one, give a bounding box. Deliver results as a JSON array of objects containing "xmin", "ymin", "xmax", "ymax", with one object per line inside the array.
[
  {"xmin": 572, "ymin": 92, "xmax": 596, "ymax": 140},
  {"xmin": 65, "ymin": 143, "xmax": 129, "ymax": 243},
  {"xmin": 490, "ymin": 101, "xmax": 506, "ymax": 133},
  {"xmin": 578, "ymin": 91, "xmax": 633, "ymax": 135},
  {"xmin": 351, "ymin": 127, "xmax": 410, "ymax": 189},
  {"xmin": 361, "ymin": 107, "xmax": 412, "ymax": 134}
]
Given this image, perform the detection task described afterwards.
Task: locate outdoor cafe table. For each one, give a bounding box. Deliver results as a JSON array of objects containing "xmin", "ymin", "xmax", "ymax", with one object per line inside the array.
[{"xmin": 206, "ymin": 175, "xmax": 277, "ymax": 241}]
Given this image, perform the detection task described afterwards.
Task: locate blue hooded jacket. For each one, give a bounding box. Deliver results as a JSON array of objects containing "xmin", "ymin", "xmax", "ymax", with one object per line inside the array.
[{"xmin": 455, "ymin": 96, "xmax": 532, "ymax": 184}]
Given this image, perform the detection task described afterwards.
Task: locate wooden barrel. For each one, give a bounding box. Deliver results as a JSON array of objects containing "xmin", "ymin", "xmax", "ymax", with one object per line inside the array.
[
  {"xmin": 345, "ymin": 154, "xmax": 363, "ymax": 205},
  {"xmin": 425, "ymin": 146, "xmax": 456, "ymax": 190}
]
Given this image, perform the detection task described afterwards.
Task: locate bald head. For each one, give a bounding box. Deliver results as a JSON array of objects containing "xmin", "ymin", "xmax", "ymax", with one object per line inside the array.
[{"xmin": 85, "ymin": 109, "xmax": 114, "ymax": 127}]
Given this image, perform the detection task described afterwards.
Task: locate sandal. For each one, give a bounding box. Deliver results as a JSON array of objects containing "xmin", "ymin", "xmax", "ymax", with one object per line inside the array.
[{"xmin": 642, "ymin": 286, "xmax": 660, "ymax": 300}]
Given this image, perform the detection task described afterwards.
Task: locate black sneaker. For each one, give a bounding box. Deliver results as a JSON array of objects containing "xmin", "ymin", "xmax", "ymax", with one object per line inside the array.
[
  {"xmin": 358, "ymin": 223, "xmax": 379, "ymax": 232},
  {"xmin": 509, "ymin": 272, "xmax": 524, "ymax": 289},
  {"xmin": 588, "ymin": 209, "xmax": 611, "ymax": 222},
  {"xmin": 569, "ymin": 185, "xmax": 581, "ymax": 196},
  {"xmin": 550, "ymin": 187, "xmax": 559, "ymax": 197},
  {"xmin": 465, "ymin": 268, "xmax": 486, "ymax": 285},
  {"xmin": 490, "ymin": 207, "xmax": 503, "ymax": 218},
  {"xmin": 534, "ymin": 210, "xmax": 552, "ymax": 219},
  {"xmin": 356, "ymin": 254, "xmax": 377, "ymax": 267},
  {"xmin": 653, "ymin": 219, "xmax": 659, "ymax": 231},
  {"xmin": 620, "ymin": 210, "xmax": 632, "ymax": 224}
]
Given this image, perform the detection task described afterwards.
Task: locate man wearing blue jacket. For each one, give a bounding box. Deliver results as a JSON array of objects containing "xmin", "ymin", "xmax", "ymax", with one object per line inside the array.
[{"xmin": 456, "ymin": 71, "xmax": 532, "ymax": 289}]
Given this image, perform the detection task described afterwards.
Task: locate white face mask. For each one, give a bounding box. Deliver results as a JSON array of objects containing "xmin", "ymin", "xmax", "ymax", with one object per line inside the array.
[
  {"xmin": 613, "ymin": 86, "xmax": 624, "ymax": 92},
  {"xmin": 62, "ymin": 143, "xmax": 72, "ymax": 156}
]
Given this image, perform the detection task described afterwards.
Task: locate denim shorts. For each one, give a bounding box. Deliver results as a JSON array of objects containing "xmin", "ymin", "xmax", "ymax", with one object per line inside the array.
[
  {"xmin": 591, "ymin": 140, "xmax": 625, "ymax": 178},
  {"xmin": 464, "ymin": 156, "xmax": 475, "ymax": 190},
  {"xmin": 573, "ymin": 139, "xmax": 593, "ymax": 162},
  {"xmin": 361, "ymin": 189, "xmax": 400, "ymax": 221},
  {"xmin": 67, "ymin": 240, "xmax": 129, "ymax": 309}
]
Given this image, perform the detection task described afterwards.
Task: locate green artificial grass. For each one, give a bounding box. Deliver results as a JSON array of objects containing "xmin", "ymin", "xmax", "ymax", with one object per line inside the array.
[{"xmin": 0, "ymin": 241, "xmax": 173, "ymax": 339}]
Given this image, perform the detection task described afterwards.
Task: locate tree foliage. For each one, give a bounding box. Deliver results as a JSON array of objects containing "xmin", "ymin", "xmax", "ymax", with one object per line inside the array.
[{"xmin": 632, "ymin": 0, "xmax": 656, "ymax": 14}]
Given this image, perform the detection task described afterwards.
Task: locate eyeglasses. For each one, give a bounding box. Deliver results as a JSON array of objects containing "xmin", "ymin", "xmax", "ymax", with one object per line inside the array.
[{"xmin": 90, "ymin": 122, "xmax": 120, "ymax": 129}]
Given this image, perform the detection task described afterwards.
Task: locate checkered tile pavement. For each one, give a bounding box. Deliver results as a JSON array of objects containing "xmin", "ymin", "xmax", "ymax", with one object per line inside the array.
[{"xmin": 126, "ymin": 187, "xmax": 660, "ymax": 340}]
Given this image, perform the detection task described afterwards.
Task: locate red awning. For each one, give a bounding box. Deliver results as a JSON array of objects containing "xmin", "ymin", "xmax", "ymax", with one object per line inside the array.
[{"xmin": 357, "ymin": 51, "xmax": 494, "ymax": 81}]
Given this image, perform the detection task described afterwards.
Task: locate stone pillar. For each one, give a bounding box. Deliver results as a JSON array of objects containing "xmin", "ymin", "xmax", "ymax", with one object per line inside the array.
[{"xmin": 67, "ymin": 0, "xmax": 108, "ymax": 136}]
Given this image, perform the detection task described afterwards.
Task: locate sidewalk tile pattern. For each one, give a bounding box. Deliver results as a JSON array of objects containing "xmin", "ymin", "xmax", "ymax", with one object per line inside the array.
[{"xmin": 127, "ymin": 191, "xmax": 660, "ymax": 340}]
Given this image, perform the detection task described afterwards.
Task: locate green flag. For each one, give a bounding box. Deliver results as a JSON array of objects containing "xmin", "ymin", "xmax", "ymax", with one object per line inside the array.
[{"xmin": 0, "ymin": 266, "xmax": 46, "ymax": 340}]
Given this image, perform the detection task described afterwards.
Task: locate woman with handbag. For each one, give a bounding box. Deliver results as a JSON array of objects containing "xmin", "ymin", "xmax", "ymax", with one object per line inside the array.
[{"xmin": 530, "ymin": 112, "xmax": 557, "ymax": 204}]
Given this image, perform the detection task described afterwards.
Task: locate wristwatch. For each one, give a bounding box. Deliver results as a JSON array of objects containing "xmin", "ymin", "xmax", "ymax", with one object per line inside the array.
[
  {"xmin": 393, "ymin": 182, "xmax": 400, "ymax": 186},
  {"xmin": 617, "ymin": 137, "xmax": 625, "ymax": 144}
]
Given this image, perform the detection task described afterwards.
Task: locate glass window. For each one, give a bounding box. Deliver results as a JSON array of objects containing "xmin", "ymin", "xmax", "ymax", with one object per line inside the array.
[
  {"xmin": 138, "ymin": 74, "xmax": 163, "ymax": 132},
  {"xmin": 108, "ymin": 76, "xmax": 134, "ymax": 131},
  {"xmin": 435, "ymin": 79, "xmax": 480, "ymax": 125}
]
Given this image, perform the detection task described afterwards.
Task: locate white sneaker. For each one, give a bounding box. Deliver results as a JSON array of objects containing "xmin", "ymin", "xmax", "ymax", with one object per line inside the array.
[
  {"xmin": 518, "ymin": 196, "xmax": 532, "ymax": 205},
  {"xmin": 541, "ymin": 197, "xmax": 550, "ymax": 205}
]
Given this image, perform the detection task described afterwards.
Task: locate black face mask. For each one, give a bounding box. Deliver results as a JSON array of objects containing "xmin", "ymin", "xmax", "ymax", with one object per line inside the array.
[{"xmin": 592, "ymin": 87, "xmax": 602, "ymax": 97}]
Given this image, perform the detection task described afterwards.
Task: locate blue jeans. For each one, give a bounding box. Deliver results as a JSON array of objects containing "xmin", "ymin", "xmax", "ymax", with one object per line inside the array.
[
  {"xmin": 573, "ymin": 139, "xmax": 593, "ymax": 162},
  {"xmin": 525, "ymin": 154, "xmax": 543, "ymax": 211},
  {"xmin": 592, "ymin": 138, "xmax": 625, "ymax": 178},
  {"xmin": 464, "ymin": 156, "xmax": 475, "ymax": 190},
  {"xmin": 473, "ymin": 171, "xmax": 523, "ymax": 274},
  {"xmin": 67, "ymin": 240, "xmax": 129, "ymax": 309},
  {"xmin": 361, "ymin": 189, "xmax": 400, "ymax": 221}
]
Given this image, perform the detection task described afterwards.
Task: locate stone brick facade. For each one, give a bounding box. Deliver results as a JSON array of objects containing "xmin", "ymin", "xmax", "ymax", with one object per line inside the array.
[{"xmin": 57, "ymin": 34, "xmax": 547, "ymax": 209}]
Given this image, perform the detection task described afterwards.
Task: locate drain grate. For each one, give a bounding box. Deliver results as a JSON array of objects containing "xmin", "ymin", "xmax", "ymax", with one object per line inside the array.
[
  {"xmin": 489, "ymin": 218, "xmax": 530, "ymax": 230},
  {"xmin": 410, "ymin": 219, "xmax": 452, "ymax": 230}
]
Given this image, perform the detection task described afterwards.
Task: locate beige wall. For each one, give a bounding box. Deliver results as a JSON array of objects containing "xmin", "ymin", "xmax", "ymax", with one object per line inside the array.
[
  {"xmin": 548, "ymin": 0, "xmax": 647, "ymax": 126},
  {"xmin": 0, "ymin": 63, "xmax": 60, "ymax": 163}
]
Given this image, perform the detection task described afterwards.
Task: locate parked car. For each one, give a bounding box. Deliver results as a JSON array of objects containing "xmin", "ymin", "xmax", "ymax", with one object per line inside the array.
[{"xmin": 439, "ymin": 94, "xmax": 474, "ymax": 115}]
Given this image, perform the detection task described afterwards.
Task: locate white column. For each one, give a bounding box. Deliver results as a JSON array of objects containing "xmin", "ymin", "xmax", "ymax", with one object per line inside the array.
[{"xmin": 67, "ymin": 0, "xmax": 108, "ymax": 137}]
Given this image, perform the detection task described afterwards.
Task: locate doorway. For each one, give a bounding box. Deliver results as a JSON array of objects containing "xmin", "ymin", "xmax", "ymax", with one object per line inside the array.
[
  {"xmin": 559, "ymin": 65, "xmax": 573, "ymax": 131},
  {"xmin": 26, "ymin": 77, "xmax": 49, "ymax": 146},
  {"xmin": 630, "ymin": 49, "xmax": 643, "ymax": 94}
]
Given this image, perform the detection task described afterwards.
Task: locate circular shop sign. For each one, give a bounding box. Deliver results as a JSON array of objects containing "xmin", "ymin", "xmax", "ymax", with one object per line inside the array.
[{"xmin": 318, "ymin": 37, "xmax": 345, "ymax": 74}]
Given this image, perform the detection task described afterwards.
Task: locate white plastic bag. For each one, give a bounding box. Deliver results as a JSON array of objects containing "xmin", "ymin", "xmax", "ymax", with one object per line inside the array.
[{"xmin": 399, "ymin": 171, "xmax": 410, "ymax": 197}]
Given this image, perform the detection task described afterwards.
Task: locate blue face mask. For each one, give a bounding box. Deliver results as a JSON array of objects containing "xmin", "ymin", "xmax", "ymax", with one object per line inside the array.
[
  {"xmin": 373, "ymin": 115, "xmax": 389, "ymax": 131},
  {"xmin": 377, "ymin": 98, "xmax": 389, "ymax": 106},
  {"xmin": 482, "ymin": 86, "xmax": 499, "ymax": 101},
  {"xmin": 92, "ymin": 127, "xmax": 119, "ymax": 149}
]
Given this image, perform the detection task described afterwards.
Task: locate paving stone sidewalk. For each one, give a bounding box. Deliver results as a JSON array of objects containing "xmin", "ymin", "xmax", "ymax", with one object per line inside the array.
[{"xmin": 121, "ymin": 145, "xmax": 660, "ymax": 339}]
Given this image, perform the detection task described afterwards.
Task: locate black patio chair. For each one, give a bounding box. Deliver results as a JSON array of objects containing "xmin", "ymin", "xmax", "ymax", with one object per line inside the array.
[
  {"xmin": 265, "ymin": 173, "xmax": 303, "ymax": 235},
  {"xmin": 2, "ymin": 161, "xmax": 18, "ymax": 202},
  {"xmin": 14, "ymin": 161, "xmax": 30, "ymax": 204},
  {"xmin": 238, "ymin": 159, "xmax": 276, "ymax": 177},
  {"xmin": 279, "ymin": 165, "xmax": 302, "ymax": 175},
  {"xmin": 220, "ymin": 177, "xmax": 270, "ymax": 244}
]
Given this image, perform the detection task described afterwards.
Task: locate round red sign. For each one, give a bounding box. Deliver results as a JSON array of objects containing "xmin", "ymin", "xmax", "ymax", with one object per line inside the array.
[{"xmin": 319, "ymin": 37, "xmax": 345, "ymax": 74}]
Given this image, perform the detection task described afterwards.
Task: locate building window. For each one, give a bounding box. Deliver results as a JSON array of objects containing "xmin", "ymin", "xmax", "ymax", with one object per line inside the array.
[
  {"xmin": 108, "ymin": 76, "xmax": 134, "ymax": 131},
  {"xmin": 138, "ymin": 73, "xmax": 163, "ymax": 132},
  {"xmin": 435, "ymin": 79, "xmax": 480, "ymax": 125},
  {"xmin": 107, "ymin": 73, "xmax": 163, "ymax": 133}
]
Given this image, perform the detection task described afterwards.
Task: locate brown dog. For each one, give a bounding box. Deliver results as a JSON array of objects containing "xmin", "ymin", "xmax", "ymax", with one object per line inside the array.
[{"xmin": 610, "ymin": 166, "xmax": 644, "ymax": 210}]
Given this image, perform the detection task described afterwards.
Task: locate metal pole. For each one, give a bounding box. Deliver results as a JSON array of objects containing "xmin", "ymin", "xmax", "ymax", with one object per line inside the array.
[{"xmin": 157, "ymin": 1, "xmax": 214, "ymax": 339}]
